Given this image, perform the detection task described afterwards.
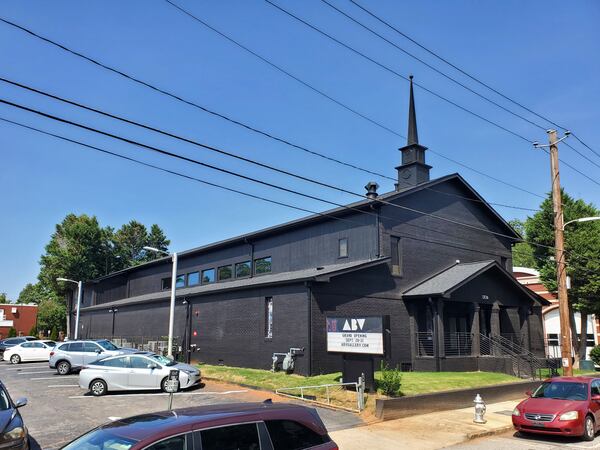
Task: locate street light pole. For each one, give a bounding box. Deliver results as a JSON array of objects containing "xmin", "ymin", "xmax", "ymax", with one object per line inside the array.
[
  {"xmin": 57, "ymin": 278, "xmax": 83, "ymax": 340},
  {"xmin": 143, "ymin": 246, "xmax": 178, "ymax": 358}
]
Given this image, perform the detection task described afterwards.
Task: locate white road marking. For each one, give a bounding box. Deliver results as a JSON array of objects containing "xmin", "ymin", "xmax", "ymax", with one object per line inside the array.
[
  {"xmin": 108, "ymin": 417, "xmax": 122, "ymax": 421},
  {"xmin": 16, "ymin": 370, "xmax": 56, "ymax": 375},
  {"xmin": 30, "ymin": 376, "xmax": 77, "ymax": 380},
  {"xmin": 68, "ymin": 389, "xmax": 247, "ymax": 399},
  {"xmin": 3, "ymin": 365, "xmax": 49, "ymax": 370},
  {"xmin": 47, "ymin": 384, "xmax": 80, "ymax": 388}
]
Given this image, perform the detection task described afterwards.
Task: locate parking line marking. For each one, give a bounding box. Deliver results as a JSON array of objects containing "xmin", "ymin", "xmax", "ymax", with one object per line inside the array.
[
  {"xmin": 3, "ymin": 365, "xmax": 49, "ymax": 370},
  {"xmin": 16, "ymin": 370, "xmax": 56, "ymax": 375},
  {"xmin": 68, "ymin": 389, "xmax": 247, "ymax": 399},
  {"xmin": 48, "ymin": 384, "xmax": 79, "ymax": 387},
  {"xmin": 30, "ymin": 376, "xmax": 76, "ymax": 380}
]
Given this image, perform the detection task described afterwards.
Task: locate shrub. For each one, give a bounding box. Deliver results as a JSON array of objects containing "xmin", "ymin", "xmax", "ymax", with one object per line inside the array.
[
  {"xmin": 7, "ymin": 327, "xmax": 17, "ymax": 338},
  {"xmin": 379, "ymin": 361, "xmax": 402, "ymax": 397},
  {"xmin": 28, "ymin": 325, "xmax": 37, "ymax": 336},
  {"xmin": 49, "ymin": 329, "xmax": 58, "ymax": 341},
  {"xmin": 590, "ymin": 346, "xmax": 600, "ymax": 366}
]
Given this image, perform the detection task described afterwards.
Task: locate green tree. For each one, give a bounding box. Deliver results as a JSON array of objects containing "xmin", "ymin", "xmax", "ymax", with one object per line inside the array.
[
  {"xmin": 0, "ymin": 293, "xmax": 8, "ymax": 303},
  {"xmin": 525, "ymin": 191, "xmax": 600, "ymax": 365},
  {"xmin": 17, "ymin": 282, "xmax": 58, "ymax": 304},
  {"xmin": 38, "ymin": 214, "xmax": 107, "ymax": 294},
  {"xmin": 37, "ymin": 298, "xmax": 67, "ymax": 336},
  {"xmin": 114, "ymin": 221, "xmax": 170, "ymax": 265},
  {"xmin": 145, "ymin": 224, "xmax": 170, "ymax": 261},
  {"xmin": 509, "ymin": 219, "xmax": 536, "ymax": 268}
]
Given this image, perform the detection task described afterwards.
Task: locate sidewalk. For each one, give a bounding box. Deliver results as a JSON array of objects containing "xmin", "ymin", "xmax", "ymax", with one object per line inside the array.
[{"xmin": 330, "ymin": 398, "xmax": 521, "ymax": 449}]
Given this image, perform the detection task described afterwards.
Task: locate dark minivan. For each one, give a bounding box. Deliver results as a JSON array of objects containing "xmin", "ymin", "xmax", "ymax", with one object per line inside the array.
[{"xmin": 61, "ymin": 402, "xmax": 338, "ymax": 450}]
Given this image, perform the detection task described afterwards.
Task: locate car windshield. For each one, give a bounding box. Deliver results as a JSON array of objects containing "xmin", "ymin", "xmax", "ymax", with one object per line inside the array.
[
  {"xmin": 0, "ymin": 387, "xmax": 11, "ymax": 411},
  {"xmin": 532, "ymin": 381, "xmax": 588, "ymax": 401},
  {"xmin": 97, "ymin": 340, "xmax": 119, "ymax": 351},
  {"xmin": 61, "ymin": 429, "xmax": 138, "ymax": 450},
  {"xmin": 149, "ymin": 354, "xmax": 177, "ymax": 366}
]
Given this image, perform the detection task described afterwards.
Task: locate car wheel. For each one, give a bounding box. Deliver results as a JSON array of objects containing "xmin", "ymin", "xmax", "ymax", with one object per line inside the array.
[
  {"xmin": 57, "ymin": 361, "xmax": 71, "ymax": 375},
  {"xmin": 161, "ymin": 377, "xmax": 179, "ymax": 393},
  {"xmin": 9, "ymin": 354, "xmax": 20, "ymax": 365},
  {"xmin": 90, "ymin": 379, "xmax": 107, "ymax": 396},
  {"xmin": 583, "ymin": 415, "xmax": 595, "ymax": 441}
]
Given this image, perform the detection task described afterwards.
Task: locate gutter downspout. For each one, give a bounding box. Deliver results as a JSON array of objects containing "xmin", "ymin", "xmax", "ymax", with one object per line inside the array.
[
  {"xmin": 306, "ymin": 282, "xmax": 313, "ymax": 376},
  {"xmin": 245, "ymin": 238, "xmax": 255, "ymax": 278},
  {"xmin": 370, "ymin": 202, "xmax": 381, "ymax": 258}
]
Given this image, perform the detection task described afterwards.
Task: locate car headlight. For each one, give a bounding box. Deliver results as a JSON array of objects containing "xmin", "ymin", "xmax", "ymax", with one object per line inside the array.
[
  {"xmin": 512, "ymin": 408, "xmax": 520, "ymax": 416},
  {"xmin": 559, "ymin": 411, "xmax": 579, "ymax": 421},
  {"xmin": 0, "ymin": 426, "xmax": 25, "ymax": 443},
  {"xmin": 181, "ymin": 369, "xmax": 196, "ymax": 375}
]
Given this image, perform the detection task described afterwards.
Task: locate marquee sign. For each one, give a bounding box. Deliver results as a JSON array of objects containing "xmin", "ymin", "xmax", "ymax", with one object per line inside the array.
[{"xmin": 326, "ymin": 316, "xmax": 384, "ymax": 355}]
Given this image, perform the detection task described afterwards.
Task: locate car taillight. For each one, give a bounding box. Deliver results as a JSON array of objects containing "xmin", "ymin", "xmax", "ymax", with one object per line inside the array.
[{"xmin": 49, "ymin": 351, "xmax": 54, "ymax": 356}]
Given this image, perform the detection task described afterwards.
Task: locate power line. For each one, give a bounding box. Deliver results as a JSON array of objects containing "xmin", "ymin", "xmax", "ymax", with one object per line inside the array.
[
  {"xmin": 563, "ymin": 141, "xmax": 600, "ymax": 170},
  {"xmin": 347, "ymin": 0, "xmax": 600, "ymax": 164},
  {"xmin": 540, "ymin": 148, "xmax": 600, "ymax": 188},
  {"xmin": 2, "ymin": 97, "xmax": 547, "ymax": 246},
  {"xmin": 0, "ymin": 78, "xmax": 540, "ymax": 214},
  {"xmin": 1, "ymin": 112, "xmax": 556, "ymax": 262},
  {"xmin": 263, "ymin": 0, "xmax": 534, "ymax": 143},
  {"xmin": 320, "ymin": 0, "xmax": 547, "ymax": 131},
  {"xmin": 0, "ymin": 16, "xmax": 545, "ymax": 204},
  {"xmin": 1, "ymin": 115, "xmax": 526, "ymax": 262},
  {"xmin": 0, "ymin": 116, "xmax": 361, "ymax": 226},
  {"xmin": 264, "ymin": 0, "xmax": 600, "ymax": 187}
]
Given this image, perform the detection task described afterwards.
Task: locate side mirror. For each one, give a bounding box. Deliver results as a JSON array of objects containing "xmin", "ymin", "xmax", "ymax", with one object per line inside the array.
[
  {"xmin": 525, "ymin": 390, "xmax": 532, "ymax": 397},
  {"xmin": 14, "ymin": 398, "xmax": 27, "ymax": 408},
  {"xmin": 592, "ymin": 395, "xmax": 600, "ymax": 402},
  {"xmin": 95, "ymin": 349, "xmax": 103, "ymax": 354},
  {"xmin": 149, "ymin": 364, "xmax": 159, "ymax": 370}
]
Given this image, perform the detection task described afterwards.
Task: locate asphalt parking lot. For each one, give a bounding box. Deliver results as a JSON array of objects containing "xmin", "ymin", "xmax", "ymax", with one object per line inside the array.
[{"xmin": 0, "ymin": 360, "xmax": 363, "ymax": 449}]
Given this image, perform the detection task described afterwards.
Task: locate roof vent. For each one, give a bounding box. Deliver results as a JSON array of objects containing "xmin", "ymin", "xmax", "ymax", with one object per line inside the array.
[{"xmin": 365, "ymin": 181, "xmax": 379, "ymax": 199}]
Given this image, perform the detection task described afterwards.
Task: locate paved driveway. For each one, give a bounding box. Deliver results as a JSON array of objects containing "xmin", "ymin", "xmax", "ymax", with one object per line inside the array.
[{"xmin": 0, "ymin": 360, "xmax": 362, "ymax": 449}]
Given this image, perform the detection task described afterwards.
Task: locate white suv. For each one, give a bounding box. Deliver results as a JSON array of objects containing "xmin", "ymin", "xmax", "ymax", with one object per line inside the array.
[{"xmin": 49, "ymin": 340, "xmax": 135, "ymax": 375}]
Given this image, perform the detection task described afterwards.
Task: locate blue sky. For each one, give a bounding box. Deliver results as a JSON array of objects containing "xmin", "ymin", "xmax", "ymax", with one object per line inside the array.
[{"xmin": 1, "ymin": 0, "xmax": 599, "ymax": 300}]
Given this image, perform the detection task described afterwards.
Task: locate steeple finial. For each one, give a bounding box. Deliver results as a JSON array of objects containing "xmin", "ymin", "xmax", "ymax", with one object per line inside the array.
[{"xmin": 407, "ymin": 75, "xmax": 419, "ymax": 146}]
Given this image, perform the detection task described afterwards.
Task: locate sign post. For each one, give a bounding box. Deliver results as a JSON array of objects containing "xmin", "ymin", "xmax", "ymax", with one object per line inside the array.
[
  {"xmin": 165, "ymin": 369, "xmax": 180, "ymax": 411},
  {"xmin": 326, "ymin": 316, "xmax": 387, "ymax": 392}
]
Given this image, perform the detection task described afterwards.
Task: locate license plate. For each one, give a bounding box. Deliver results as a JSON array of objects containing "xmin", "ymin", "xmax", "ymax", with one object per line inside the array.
[{"xmin": 531, "ymin": 421, "xmax": 546, "ymax": 427}]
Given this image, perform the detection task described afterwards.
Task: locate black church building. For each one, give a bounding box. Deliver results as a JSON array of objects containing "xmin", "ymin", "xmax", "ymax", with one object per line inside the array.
[{"xmin": 73, "ymin": 80, "xmax": 547, "ymax": 376}]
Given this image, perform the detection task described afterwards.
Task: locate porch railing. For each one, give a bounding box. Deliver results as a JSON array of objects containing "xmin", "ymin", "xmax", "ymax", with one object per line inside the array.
[
  {"xmin": 444, "ymin": 332, "xmax": 472, "ymax": 356},
  {"xmin": 416, "ymin": 332, "xmax": 434, "ymax": 357}
]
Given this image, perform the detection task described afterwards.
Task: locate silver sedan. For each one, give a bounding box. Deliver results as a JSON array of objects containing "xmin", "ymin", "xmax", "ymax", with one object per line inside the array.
[{"xmin": 78, "ymin": 352, "xmax": 201, "ymax": 396}]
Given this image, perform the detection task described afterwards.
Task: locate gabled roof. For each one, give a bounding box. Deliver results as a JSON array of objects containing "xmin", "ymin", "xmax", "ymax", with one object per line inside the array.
[
  {"xmin": 93, "ymin": 173, "xmax": 519, "ymax": 282},
  {"xmin": 83, "ymin": 257, "xmax": 389, "ymax": 311},
  {"xmin": 403, "ymin": 260, "xmax": 550, "ymax": 305}
]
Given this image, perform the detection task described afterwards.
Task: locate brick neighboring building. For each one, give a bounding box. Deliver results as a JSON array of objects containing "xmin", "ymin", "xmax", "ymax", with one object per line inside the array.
[
  {"xmin": 514, "ymin": 267, "xmax": 598, "ymax": 358},
  {"xmin": 0, "ymin": 304, "xmax": 38, "ymax": 339}
]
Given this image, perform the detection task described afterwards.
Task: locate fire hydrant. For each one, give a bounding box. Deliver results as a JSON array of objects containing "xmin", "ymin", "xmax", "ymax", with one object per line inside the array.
[{"xmin": 473, "ymin": 394, "xmax": 487, "ymax": 424}]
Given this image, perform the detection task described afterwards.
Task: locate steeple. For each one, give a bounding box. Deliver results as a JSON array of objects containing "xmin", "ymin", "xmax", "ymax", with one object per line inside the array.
[
  {"xmin": 407, "ymin": 75, "xmax": 419, "ymax": 146},
  {"xmin": 395, "ymin": 75, "xmax": 431, "ymax": 190}
]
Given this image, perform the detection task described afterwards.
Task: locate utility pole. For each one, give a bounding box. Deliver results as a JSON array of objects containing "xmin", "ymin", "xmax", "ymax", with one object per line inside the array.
[{"xmin": 548, "ymin": 129, "xmax": 572, "ymax": 376}]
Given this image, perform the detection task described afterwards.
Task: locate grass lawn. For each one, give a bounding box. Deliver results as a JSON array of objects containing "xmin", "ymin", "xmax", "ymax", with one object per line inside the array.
[{"xmin": 200, "ymin": 364, "xmax": 522, "ymax": 397}]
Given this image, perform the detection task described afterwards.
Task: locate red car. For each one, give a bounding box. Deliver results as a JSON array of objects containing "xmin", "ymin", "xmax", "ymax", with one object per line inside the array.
[
  {"xmin": 512, "ymin": 376, "xmax": 600, "ymax": 441},
  {"xmin": 61, "ymin": 401, "xmax": 338, "ymax": 450}
]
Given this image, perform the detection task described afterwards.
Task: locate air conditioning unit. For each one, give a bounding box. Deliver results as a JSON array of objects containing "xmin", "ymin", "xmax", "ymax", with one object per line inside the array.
[{"xmin": 11, "ymin": 307, "xmax": 17, "ymax": 314}]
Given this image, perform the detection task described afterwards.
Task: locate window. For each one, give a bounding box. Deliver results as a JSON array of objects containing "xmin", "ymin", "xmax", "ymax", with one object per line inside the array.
[
  {"xmin": 31, "ymin": 342, "xmax": 45, "ymax": 348},
  {"xmin": 265, "ymin": 297, "xmax": 273, "ymax": 339},
  {"xmin": 547, "ymin": 333, "xmax": 559, "ymax": 346},
  {"xmin": 129, "ymin": 356, "xmax": 153, "ymax": 369},
  {"xmin": 102, "ymin": 357, "xmax": 128, "ymax": 368},
  {"xmin": 254, "ymin": 256, "xmax": 272, "ymax": 275},
  {"xmin": 58, "ymin": 343, "xmax": 71, "ymax": 351},
  {"xmin": 202, "ymin": 268, "xmax": 215, "ymax": 284},
  {"xmin": 43, "ymin": 341, "xmax": 56, "ymax": 348},
  {"xmin": 501, "ymin": 256, "xmax": 508, "ymax": 269},
  {"xmin": 161, "ymin": 277, "xmax": 171, "ymax": 290},
  {"xmin": 235, "ymin": 261, "xmax": 252, "ymax": 278},
  {"xmin": 84, "ymin": 342, "xmax": 101, "ymax": 353},
  {"xmin": 69, "ymin": 342, "xmax": 84, "ymax": 352},
  {"xmin": 200, "ymin": 423, "xmax": 260, "ymax": 450},
  {"xmin": 391, "ymin": 236, "xmax": 402, "ymax": 276},
  {"xmin": 265, "ymin": 420, "xmax": 329, "ymax": 450},
  {"xmin": 338, "ymin": 238, "xmax": 348, "ymax": 258},
  {"xmin": 218, "ymin": 265, "xmax": 233, "ymax": 281},
  {"xmin": 146, "ymin": 435, "xmax": 186, "ymax": 450},
  {"xmin": 175, "ymin": 274, "xmax": 185, "ymax": 289},
  {"xmin": 187, "ymin": 271, "xmax": 200, "ymax": 286},
  {"xmin": 21, "ymin": 342, "xmax": 34, "ymax": 348}
]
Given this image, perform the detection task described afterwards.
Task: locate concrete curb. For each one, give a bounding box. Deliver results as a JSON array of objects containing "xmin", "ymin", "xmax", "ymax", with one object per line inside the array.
[{"xmin": 466, "ymin": 424, "xmax": 514, "ymax": 440}]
